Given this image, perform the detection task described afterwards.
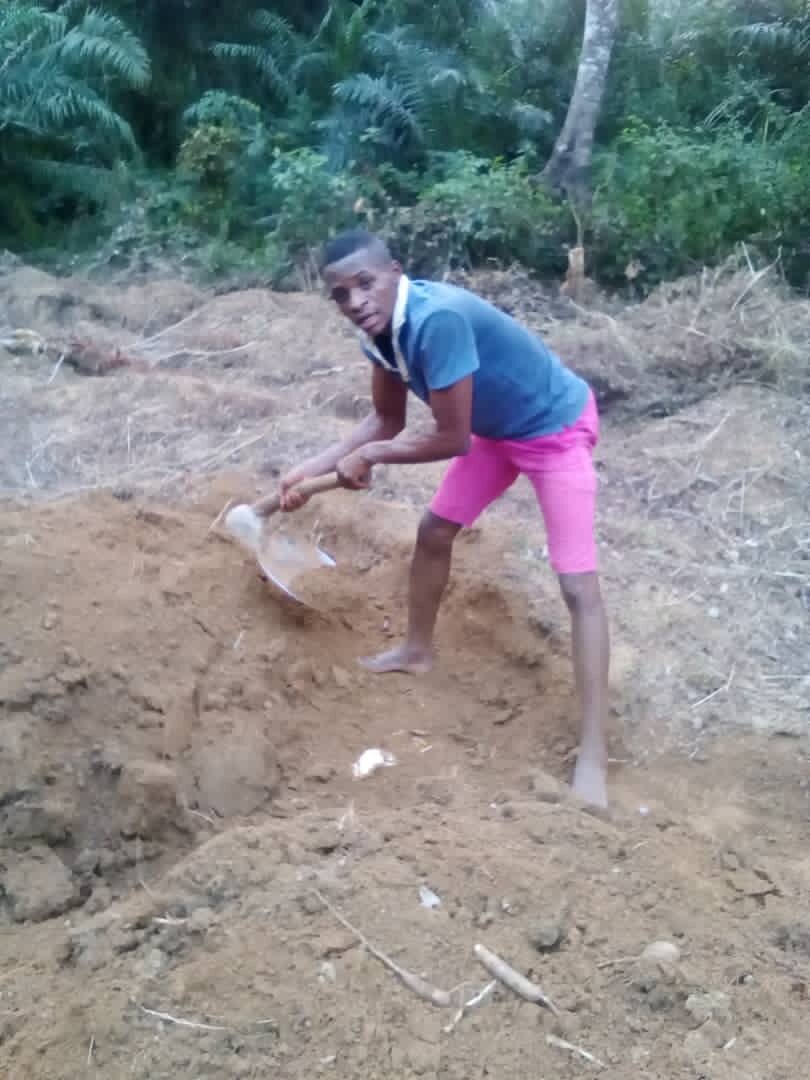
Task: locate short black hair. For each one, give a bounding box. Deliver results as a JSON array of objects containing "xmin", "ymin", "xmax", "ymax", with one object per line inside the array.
[{"xmin": 320, "ymin": 229, "xmax": 393, "ymax": 271}]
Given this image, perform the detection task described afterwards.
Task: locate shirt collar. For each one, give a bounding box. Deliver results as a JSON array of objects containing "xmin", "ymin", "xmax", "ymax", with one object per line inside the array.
[
  {"xmin": 356, "ymin": 274, "xmax": 410, "ymax": 381},
  {"xmin": 392, "ymin": 272, "xmax": 410, "ymax": 335}
]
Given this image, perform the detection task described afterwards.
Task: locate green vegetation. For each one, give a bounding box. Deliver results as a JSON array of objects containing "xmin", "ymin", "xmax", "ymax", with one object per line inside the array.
[{"xmin": 3, "ymin": 1, "xmax": 810, "ymax": 289}]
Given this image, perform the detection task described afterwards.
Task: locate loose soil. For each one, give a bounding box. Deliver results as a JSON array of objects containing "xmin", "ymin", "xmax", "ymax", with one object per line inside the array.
[{"xmin": 0, "ymin": 259, "xmax": 808, "ymax": 1079}]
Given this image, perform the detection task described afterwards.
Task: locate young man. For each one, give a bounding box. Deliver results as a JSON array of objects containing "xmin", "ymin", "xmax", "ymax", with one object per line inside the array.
[{"xmin": 278, "ymin": 229, "xmax": 610, "ymax": 807}]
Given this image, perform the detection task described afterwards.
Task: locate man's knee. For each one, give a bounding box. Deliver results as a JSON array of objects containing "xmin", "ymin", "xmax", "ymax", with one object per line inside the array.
[
  {"xmin": 417, "ymin": 511, "xmax": 460, "ymax": 554},
  {"xmin": 558, "ymin": 571, "xmax": 602, "ymax": 612}
]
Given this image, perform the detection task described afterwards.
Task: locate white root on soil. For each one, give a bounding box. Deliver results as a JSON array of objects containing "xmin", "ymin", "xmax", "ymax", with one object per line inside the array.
[
  {"xmin": 442, "ymin": 980, "xmax": 497, "ymax": 1034},
  {"xmin": 137, "ymin": 1005, "xmax": 230, "ymax": 1032},
  {"xmin": 137, "ymin": 1003, "xmax": 277, "ymax": 1035},
  {"xmin": 312, "ymin": 889, "xmax": 493, "ymax": 1012},
  {"xmin": 546, "ymin": 1033, "xmax": 606, "ymax": 1069},
  {"xmin": 473, "ymin": 943, "xmax": 560, "ymax": 1015}
]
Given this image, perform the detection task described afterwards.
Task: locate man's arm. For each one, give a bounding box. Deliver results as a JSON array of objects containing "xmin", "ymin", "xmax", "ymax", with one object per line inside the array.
[
  {"xmin": 279, "ymin": 366, "xmax": 407, "ymax": 506},
  {"xmin": 360, "ymin": 376, "xmax": 472, "ymax": 467},
  {"xmin": 337, "ymin": 309, "xmax": 476, "ymax": 485}
]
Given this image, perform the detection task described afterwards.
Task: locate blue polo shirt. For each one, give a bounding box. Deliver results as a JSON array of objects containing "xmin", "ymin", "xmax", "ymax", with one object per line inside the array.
[{"xmin": 361, "ymin": 279, "xmax": 588, "ymax": 440}]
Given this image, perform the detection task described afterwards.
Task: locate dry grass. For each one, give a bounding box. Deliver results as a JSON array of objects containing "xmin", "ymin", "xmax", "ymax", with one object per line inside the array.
[{"xmin": 476, "ymin": 248, "xmax": 810, "ymax": 417}]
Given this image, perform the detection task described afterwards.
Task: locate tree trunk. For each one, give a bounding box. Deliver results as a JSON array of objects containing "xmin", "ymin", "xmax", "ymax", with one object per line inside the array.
[{"xmin": 542, "ymin": 0, "xmax": 619, "ymax": 207}]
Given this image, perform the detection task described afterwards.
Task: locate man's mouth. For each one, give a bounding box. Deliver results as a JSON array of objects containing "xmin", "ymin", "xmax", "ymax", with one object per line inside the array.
[{"xmin": 358, "ymin": 314, "xmax": 378, "ymax": 332}]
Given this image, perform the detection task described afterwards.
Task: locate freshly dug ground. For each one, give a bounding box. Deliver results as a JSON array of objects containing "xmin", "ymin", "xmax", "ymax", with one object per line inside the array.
[{"xmin": 0, "ymin": 258, "xmax": 808, "ymax": 1080}]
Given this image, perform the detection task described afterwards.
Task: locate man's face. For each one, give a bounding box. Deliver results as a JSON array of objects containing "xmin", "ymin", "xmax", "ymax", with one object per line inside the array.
[{"xmin": 324, "ymin": 248, "xmax": 401, "ymax": 338}]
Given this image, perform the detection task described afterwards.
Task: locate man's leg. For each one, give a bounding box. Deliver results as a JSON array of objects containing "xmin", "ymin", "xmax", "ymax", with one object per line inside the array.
[
  {"xmin": 360, "ymin": 512, "xmax": 460, "ymax": 674},
  {"xmin": 558, "ymin": 572, "xmax": 610, "ymax": 808},
  {"xmin": 521, "ymin": 390, "xmax": 609, "ymax": 806},
  {"xmin": 361, "ymin": 438, "xmax": 518, "ymax": 674}
]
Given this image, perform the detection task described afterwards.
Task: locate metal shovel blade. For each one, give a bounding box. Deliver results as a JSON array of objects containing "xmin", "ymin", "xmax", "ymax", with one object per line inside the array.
[
  {"xmin": 256, "ymin": 532, "xmax": 336, "ymax": 603},
  {"xmin": 224, "ymin": 504, "xmax": 335, "ymax": 605}
]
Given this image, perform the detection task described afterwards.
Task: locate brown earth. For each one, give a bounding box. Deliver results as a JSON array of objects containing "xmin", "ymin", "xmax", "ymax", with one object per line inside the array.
[{"xmin": 0, "ymin": 258, "xmax": 808, "ymax": 1079}]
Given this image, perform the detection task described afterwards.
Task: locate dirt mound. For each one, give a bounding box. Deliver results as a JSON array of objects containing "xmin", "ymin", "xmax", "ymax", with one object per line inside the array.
[
  {"xmin": 0, "ymin": 264, "xmax": 206, "ymax": 340},
  {"xmin": 0, "ymin": 486, "xmax": 581, "ymax": 891},
  {"xmin": 1, "ymin": 485, "xmax": 809, "ymax": 1080}
]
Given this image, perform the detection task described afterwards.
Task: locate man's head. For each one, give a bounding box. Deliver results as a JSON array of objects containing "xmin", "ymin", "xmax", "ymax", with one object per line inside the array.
[{"xmin": 321, "ymin": 230, "xmax": 402, "ymax": 338}]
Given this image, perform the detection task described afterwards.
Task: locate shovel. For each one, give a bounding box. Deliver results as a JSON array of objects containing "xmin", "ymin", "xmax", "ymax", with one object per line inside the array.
[{"xmin": 224, "ymin": 474, "xmax": 342, "ymax": 604}]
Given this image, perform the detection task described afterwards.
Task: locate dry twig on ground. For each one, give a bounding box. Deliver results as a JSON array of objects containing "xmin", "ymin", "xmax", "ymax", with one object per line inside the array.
[
  {"xmin": 473, "ymin": 943, "xmax": 560, "ymax": 1015},
  {"xmin": 313, "ymin": 889, "xmax": 492, "ymax": 1012}
]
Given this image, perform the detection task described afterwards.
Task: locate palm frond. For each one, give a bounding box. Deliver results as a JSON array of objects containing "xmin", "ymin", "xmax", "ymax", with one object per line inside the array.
[
  {"xmin": 733, "ymin": 20, "xmax": 810, "ymax": 56},
  {"xmin": 33, "ymin": 81, "xmax": 136, "ymax": 148},
  {"xmin": 212, "ymin": 42, "xmax": 290, "ymax": 99},
  {"xmin": 333, "ymin": 72, "xmax": 422, "ymax": 142},
  {"xmin": 251, "ymin": 9, "xmax": 300, "ymax": 51},
  {"xmin": 54, "ymin": 10, "xmax": 151, "ymax": 87}
]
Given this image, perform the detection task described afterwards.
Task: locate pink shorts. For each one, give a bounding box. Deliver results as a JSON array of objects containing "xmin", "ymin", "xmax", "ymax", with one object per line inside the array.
[{"xmin": 430, "ymin": 391, "xmax": 599, "ymax": 574}]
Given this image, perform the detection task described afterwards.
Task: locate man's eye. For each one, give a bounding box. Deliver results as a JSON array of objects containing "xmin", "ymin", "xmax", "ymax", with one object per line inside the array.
[{"xmin": 332, "ymin": 289, "xmax": 348, "ymax": 304}]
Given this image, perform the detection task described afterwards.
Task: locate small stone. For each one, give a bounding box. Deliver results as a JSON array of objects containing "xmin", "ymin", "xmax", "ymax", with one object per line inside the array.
[
  {"xmin": 476, "ymin": 911, "xmax": 495, "ymax": 929},
  {"xmin": 639, "ymin": 940, "xmax": 681, "ymax": 968},
  {"xmin": 189, "ymin": 907, "xmax": 215, "ymax": 933},
  {"xmin": 318, "ymin": 961, "xmax": 337, "ymax": 983},
  {"xmin": 685, "ymin": 990, "xmax": 731, "ymax": 1026},
  {"xmin": 529, "ymin": 917, "xmax": 565, "ymax": 953},
  {"xmin": 41, "ymin": 611, "xmax": 59, "ymax": 631},
  {"xmin": 524, "ymin": 770, "xmax": 567, "ymax": 804},
  {"xmin": 319, "ymin": 931, "xmax": 356, "ymax": 958},
  {"xmin": 300, "ymin": 892, "xmax": 325, "ymax": 916},
  {"xmin": 647, "ymin": 985, "xmax": 678, "ymax": 1012}
]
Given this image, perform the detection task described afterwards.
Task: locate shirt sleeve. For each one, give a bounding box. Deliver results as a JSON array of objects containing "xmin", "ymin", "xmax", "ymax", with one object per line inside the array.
[{"xmin": 417, "ymin": 310, "xmax": 479, "ymax": 391}]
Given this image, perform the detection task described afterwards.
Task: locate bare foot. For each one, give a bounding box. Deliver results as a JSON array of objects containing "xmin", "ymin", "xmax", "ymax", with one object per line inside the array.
[
  {"xmin": 359, "ymin": 643, "xmax": 433, "ymax": 675},
  {"xmin": 571, "ymin": 753, "xmax": 608, "ymax": 809}
]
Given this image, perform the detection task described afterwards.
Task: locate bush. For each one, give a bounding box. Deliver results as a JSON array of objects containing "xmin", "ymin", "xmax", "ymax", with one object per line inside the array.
[
  {"xmin": 389, "ymin": 152, "xmax": 569, "ymax": 276},
  {"xmin": 591, "ymin": 114, "xmax": 810, "ymax": 286},
  {"xmin": 176, "ymin": 97, "xmax": 377, "ymax": 281}
]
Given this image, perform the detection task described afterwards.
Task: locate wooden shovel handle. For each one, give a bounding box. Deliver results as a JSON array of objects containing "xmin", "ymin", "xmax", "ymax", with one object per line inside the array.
[{"xmin": 253, "ymin": 472, "xmax": 343, "ymax": 518}]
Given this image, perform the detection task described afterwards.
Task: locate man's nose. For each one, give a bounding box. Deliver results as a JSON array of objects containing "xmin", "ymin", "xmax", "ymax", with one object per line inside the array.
[{"xmin": 348, "ymin": 288, "xmax": 366, "ymax": 312}]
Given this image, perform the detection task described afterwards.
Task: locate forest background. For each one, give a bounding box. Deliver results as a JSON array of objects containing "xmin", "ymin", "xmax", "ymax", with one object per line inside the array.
[{"xmin": 2, "ymin": 0, "xmax": 809, "ymax": 290}]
